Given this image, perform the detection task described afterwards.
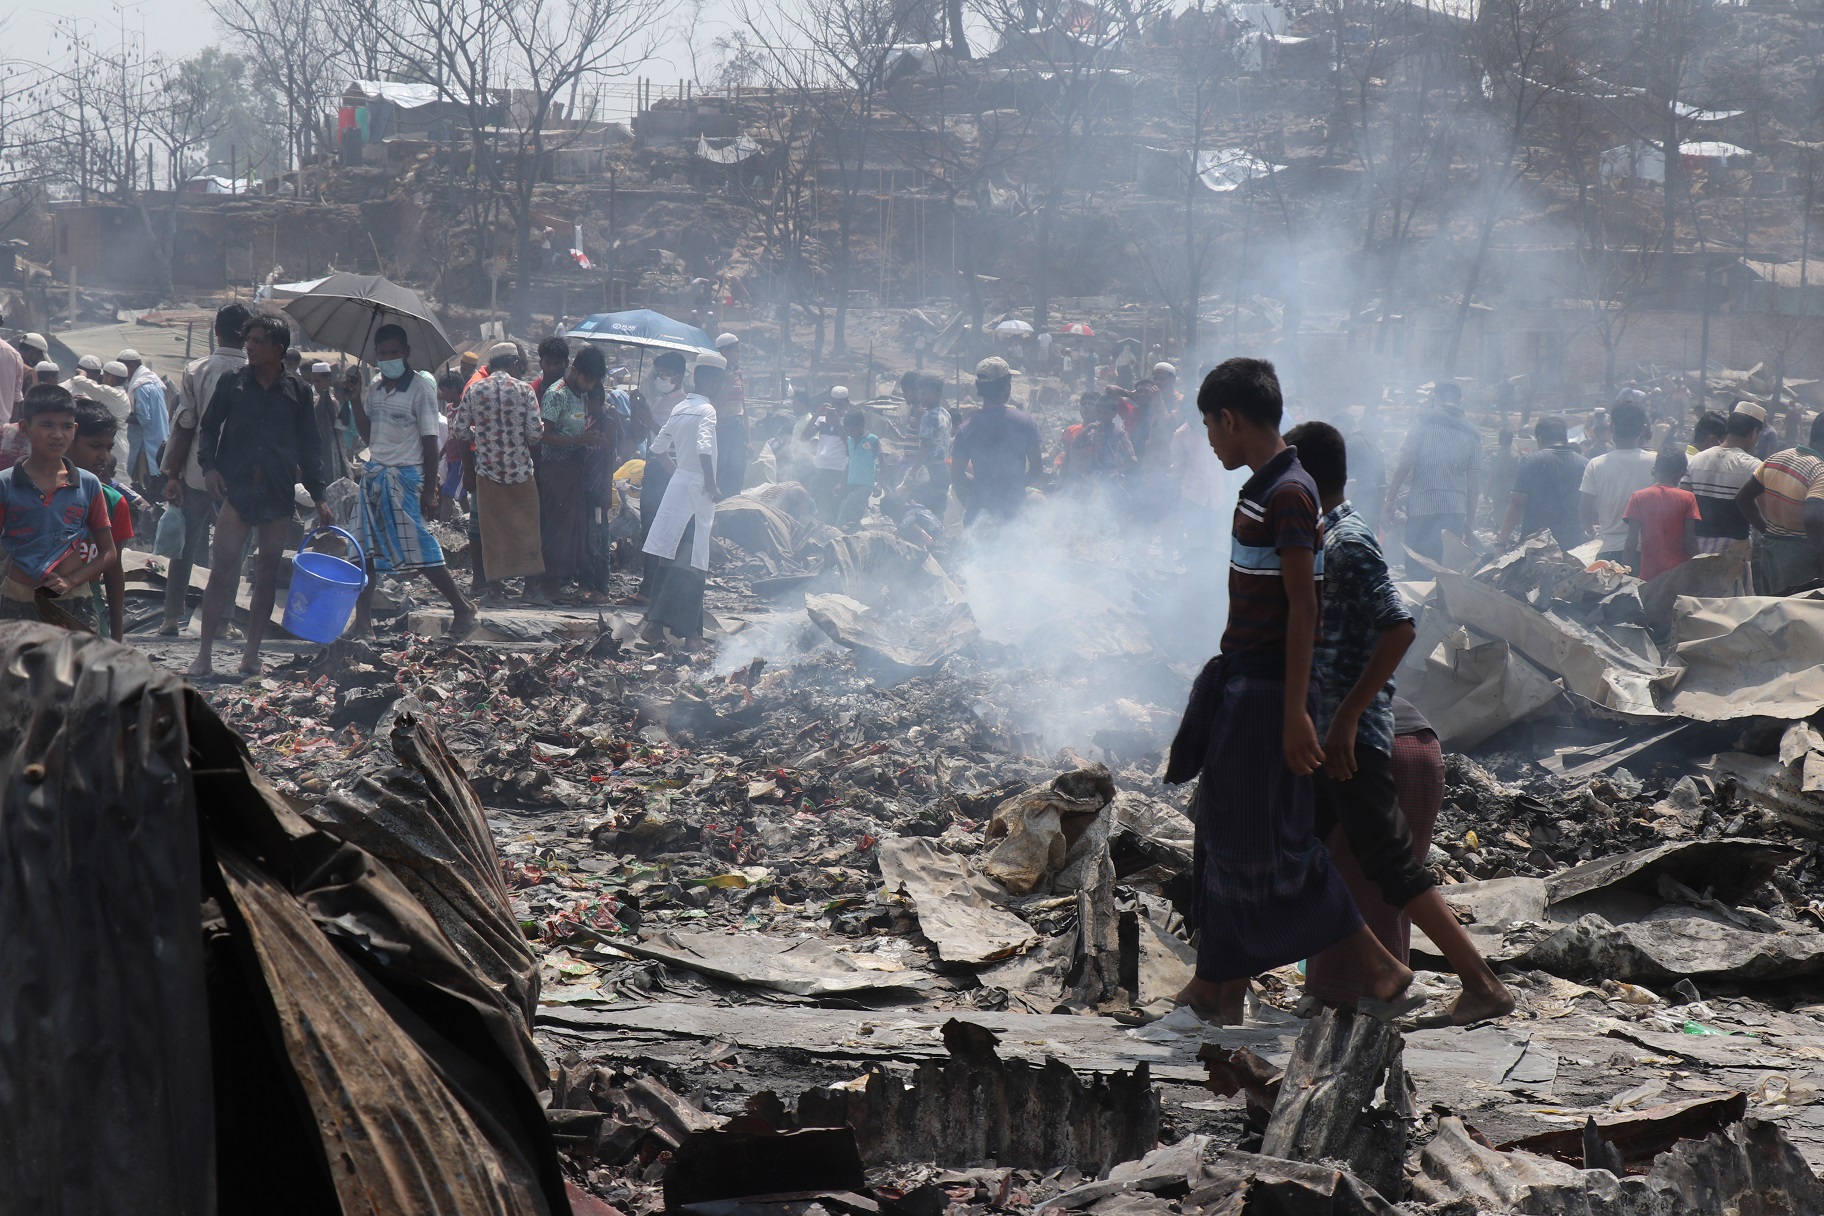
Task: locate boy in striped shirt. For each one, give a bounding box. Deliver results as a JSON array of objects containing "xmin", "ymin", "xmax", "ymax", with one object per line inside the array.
[{"xmin": 1165, "ymin": 358, "xmax": 1417, "ymax": 1024}]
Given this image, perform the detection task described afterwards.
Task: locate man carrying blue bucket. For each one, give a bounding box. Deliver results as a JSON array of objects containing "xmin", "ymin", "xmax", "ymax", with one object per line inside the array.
[
  {"xmin": 188, "ymin": 312, "xmax": 333, "ymax": 678},
  {"xmin": 348, "ymin": 324, "xmax": 478, "ymax": 638}
]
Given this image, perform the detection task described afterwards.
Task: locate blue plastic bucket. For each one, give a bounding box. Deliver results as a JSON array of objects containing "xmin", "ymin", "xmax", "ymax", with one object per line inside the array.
[{"xmin": 282, "ymin": 526, "xmax": 367, "ymax": 644}]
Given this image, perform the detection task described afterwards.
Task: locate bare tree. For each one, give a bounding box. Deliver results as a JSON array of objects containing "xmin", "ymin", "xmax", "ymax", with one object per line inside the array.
[
  {"xmin": 383, "ymin": 0, "xmax": 671, "ymax": 331},
  {"xmin": 207, "ymin": 0, "xmax": 340, "ymax": 170},
  {"xmin": 0, "ymin": 21, "xmax": 61, "ymax": 235},
  {"xmin": 739, "ymin": 0, "xmax": 929, "ymax": 353},
  {"xmin": 879, "ymin": 50, "xmax": 1036, "ymax": 335},
  {"xmin": 1605, "ymin": 0, "xmax": 1720, "ymax": 268},
  {"xmin": 1559, "ymin": 205, "xmax": 1657, "ymax": 392},
  {"xmin": 135, "ymin": 58, "xmax": 239, "ymax": 294},
  {"xmin": 1444, "ymin": 0, "xmax": 1587, "ymax": 376},
  {"xmin": 323, "ymin": 0, "xmax": 415, "ymax": 85},
  {"xmin": 41, "ymin": 17, "xmax": 161, "ymax": 199},
  {"xmin": 1324, "ymin": 0, "xmax": 1453, "ymax": 360},
  {"xmin": 1155, "ymin": 23, "xmax": 1241, "ymax": 358},
  {"xmin": 959, "ymin": 0, "xmax": 1167, "ymax": 332},
  {"xmin": 721, "ymin": 87, "xmax": 823, "ymax": 368}
]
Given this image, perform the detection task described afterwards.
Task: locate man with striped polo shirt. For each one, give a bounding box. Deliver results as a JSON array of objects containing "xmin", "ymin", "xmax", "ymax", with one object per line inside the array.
[{"xmin": 1738, "ymin": 410, "xmax": 1824, "ymax": 596}]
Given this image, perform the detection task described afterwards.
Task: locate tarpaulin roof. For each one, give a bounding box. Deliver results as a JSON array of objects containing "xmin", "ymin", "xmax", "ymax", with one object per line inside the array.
[
  {"xmin": 184, "ymin": 174, "xmax": 249, "ymax": 193},
  {"xmin": 348, "ymin": 80, "xmax": 442, "ymax": 109},
  {"xmin": 1742, "ymin": 259, "xmax": 1824, "ymax": 288},
  {"xmin": 1195, "ymin": 148, "xmax": 1285, "ymax": 192},
  {"xmin": 696, "ymin": 135, "xmax": 764, "ymax": 164},
  {"xmin": 1681, "ymin": 141, "xmax": 1752, "ymax": 160}
]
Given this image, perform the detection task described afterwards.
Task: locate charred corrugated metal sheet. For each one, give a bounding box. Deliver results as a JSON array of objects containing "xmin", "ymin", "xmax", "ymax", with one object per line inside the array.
[
  {"xmin": 0, "ymin": 624, "xmax": 213, "ymax": 1215},
  {"xmin": 0, "ymin": 624, "xmax": 570, "ymax": 1216},
  {"xmin": 311, "ymin": 712, "xmax": 544, "ymax": 1037},
  {"xmin": 216, "ymin": 842, "xmax": 547, "ymax": 1216}
]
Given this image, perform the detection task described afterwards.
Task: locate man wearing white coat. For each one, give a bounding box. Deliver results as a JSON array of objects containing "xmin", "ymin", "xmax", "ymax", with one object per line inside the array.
[{"xmin": 640, "ymin": 352, "xmax": 725, "ymax": 648}]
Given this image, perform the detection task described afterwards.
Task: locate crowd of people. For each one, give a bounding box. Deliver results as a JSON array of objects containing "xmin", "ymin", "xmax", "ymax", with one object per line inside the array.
[
  {"xmin": 0, "ymin": 310, "xmax": 769, "ymax": 667},
  {"xmin": 1384, "ymin": 378, "xmax": 1816, "ymax": 598},
  {"xmin": 4, "ymin": 302, "xmax": 1820, "ymax": 1025}
]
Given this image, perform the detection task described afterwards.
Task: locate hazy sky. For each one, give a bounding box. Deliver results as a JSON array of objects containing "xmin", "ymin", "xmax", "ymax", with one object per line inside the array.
[{"xmin": 23, "ymin": 0, "xmax": 730, "ymax": 108}]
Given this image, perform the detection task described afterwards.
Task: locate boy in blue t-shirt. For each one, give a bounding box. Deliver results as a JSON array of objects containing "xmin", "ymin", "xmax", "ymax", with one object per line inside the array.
[
  {"xmin": 837, "ymin": 408, "xmax": 883, "ymax": 525},
  {"xmin": 0, "ymin": 385, "xmax": 116, "ymax": 631}
]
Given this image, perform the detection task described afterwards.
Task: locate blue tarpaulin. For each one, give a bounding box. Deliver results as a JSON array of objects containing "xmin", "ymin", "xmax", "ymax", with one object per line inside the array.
[{"xmin": 566, "ymin": 310, "xmax": 717, "ymax": 356}]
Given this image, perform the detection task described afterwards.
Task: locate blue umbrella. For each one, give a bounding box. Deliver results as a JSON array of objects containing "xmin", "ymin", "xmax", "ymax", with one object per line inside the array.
[{"xmin": 565, "ymin": 310, "xmax": 716, "ymax": 356}]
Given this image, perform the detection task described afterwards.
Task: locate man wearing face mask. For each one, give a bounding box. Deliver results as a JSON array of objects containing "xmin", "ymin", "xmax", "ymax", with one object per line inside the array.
[
  {"xmin": 351, "ymin": 324, "xmax": 478, "ymax": 635},
  {"xmin": 631, "ymin": 350, "xmax": 689, "ymax": 605}
]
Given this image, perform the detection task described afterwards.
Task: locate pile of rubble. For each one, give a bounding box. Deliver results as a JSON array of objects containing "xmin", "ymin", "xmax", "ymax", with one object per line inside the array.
[{"xmin": 87, "ymin": 477, "xmax": 1824, "ymax": 1213}]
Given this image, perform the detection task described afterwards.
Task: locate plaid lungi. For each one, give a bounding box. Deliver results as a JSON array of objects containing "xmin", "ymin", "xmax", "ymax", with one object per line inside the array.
[
  {"xmin": 359, "ymin": 462, "xmax": 445, "ymax": 572},
  {"xmin": 1303, "ymin": 729, "xmax": 1444, "ymax": 1004},
  {"xmin": 1754, "ymin": 531, "xmax": 1819, "ymax": 596},
  {"xmin": 1189, "ymin": 670, "xmax": 1363, "ymax": 983}
]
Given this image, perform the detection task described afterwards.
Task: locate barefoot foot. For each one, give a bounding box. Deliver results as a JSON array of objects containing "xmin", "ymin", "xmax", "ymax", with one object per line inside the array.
[
  {"xmin": 1448, "ymin": 982, "xmax": 1517, "ymax": 1026},
  {"xmin": 1174, "ymin": 977, "xmax": 1246, "ymax": 1025}
]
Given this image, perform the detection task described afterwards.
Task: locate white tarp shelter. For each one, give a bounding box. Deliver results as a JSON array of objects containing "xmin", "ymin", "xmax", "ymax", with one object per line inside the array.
[
  {"xmin": 1600, "ymin": 141, "xmax": 1751, "ymax": 183},
  {"xmin": 182, "ymin": 176, "xmax": 248, "ymax": 194},
  {"xmin": 1196, "ymin": 148, "xmax": 1285, "ymax": 192},
  {"xmin": 695, "ymin": 135, "xmax": 763, "ymax": 164},
  {"xmin": 348, "ymin": 80, "xmax": 441, "ymax": 110}
]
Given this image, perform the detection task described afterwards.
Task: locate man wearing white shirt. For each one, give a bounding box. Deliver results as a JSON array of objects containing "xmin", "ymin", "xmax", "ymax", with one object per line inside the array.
[
  {"xmin": 0, "ymin": 334, "xmax": 27, "ymax": 423},
  {"xmin": 67, "ymin": 354, "xmax": 133, "ymax": 489},
  {"xmin": 631, "ymin": 350, "xmax": 690, "ymax": 605},
  {"xmin": 1579, "ymin": 399, "xmax": 1656, "ymax": 563},
  {"xmin": 641, "ymin": 354, "xmax": 724, "ymax": 649},
  {"xmin": 808, "ymin": 386, "xmax": 852, "ymax": 520},
  {"xmin": 351, "ymin": 324, "xmax": 477, "ymax": 636},
  {"xmin": 119, "ymin": 347, "xmax": 170, "ymax": 496}
]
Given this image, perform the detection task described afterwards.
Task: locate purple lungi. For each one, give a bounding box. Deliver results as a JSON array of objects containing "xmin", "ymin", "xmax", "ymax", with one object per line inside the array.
[{"xmin": 1190, "ymin": 670, "xmax": 1364, "ymax": 982}]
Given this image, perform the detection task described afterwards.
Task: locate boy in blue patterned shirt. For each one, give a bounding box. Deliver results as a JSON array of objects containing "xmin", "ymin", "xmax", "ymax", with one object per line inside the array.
[{"xmin": 1287, "ymin": 421, "xmax": 1514, "ymax": 1026}]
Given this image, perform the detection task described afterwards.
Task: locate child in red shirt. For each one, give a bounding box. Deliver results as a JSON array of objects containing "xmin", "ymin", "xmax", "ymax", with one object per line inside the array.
[{"xmin": 1623, "ymin": 448, "xmax": 1700, "ymax": 582}]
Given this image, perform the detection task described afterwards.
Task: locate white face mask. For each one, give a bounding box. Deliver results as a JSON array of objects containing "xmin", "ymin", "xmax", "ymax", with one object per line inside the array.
[{"xmin": 654, "ymin": 375, "xmax": 678, "ymax": 393}]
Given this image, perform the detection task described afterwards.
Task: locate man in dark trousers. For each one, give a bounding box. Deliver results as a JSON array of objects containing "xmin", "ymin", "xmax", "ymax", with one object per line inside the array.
[
  {"xmin": 1166, "ymin": 358, "xmax": 1417, "ymax": 1025},
  {"xmin": 188, "ymin": 312, "xmax": 333, "ymax": 677}
]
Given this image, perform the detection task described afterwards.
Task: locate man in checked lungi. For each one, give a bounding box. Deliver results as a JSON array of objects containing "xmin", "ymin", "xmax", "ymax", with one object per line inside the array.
[
  {"xmin": 350, "ymin": 324, "xmax": 478, "ymax": 637},
  {"xmin": 1164, "ymin": 357, "xmax": 1421, "ymax": 1026}
]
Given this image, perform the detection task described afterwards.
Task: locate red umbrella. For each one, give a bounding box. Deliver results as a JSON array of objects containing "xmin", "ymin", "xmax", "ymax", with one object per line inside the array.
[{"xmin": 1059, "ymin": 322, "xmax": 1095, "ymax": 336}]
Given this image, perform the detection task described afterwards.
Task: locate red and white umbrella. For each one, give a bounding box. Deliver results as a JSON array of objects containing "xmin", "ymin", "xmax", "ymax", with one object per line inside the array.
[{"xmin": 1059, "ymin": 322, "xmax": 1095, "ymax": 336}]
